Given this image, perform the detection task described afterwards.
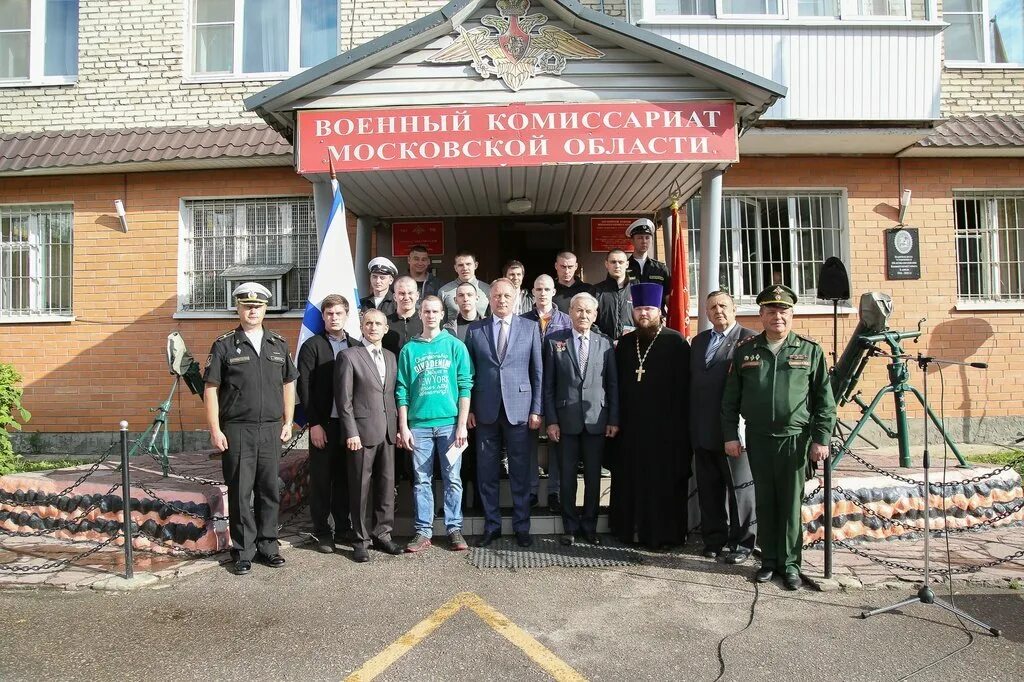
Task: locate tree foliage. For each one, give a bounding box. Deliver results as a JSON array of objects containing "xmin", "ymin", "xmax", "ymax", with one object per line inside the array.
[{"xmin": 0, "ymin": 362, "xmax": 31, "ymax": 475}]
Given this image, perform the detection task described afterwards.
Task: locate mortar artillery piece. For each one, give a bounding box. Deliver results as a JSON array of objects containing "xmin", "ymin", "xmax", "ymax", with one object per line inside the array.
[
  {"xmin": 126, "ymin": 332, "xmax": 205, "ymax": 475},
  {"xmin": 829, "ymin": 292, "xmax": 969, "ymax": 469}
]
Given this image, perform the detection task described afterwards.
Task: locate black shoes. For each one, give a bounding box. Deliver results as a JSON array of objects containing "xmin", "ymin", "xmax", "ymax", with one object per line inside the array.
[
  {"xmin": 560, "ymin": 534, "xmax": 575, "ymax": 546},
  {"xmin": 548, "ymin": 493, "xmax": 560, "ymax": 515},
  {"xmin": 352, "ymin": 546, "xmax": 370, "ymax": 563},
  {"xmin": 257, "ymin": 553, "xmax": 286, "ymax": 568},
  {"xmin": 372, "ymin": 538, "xmax": 404, "ymax": 555},
  {"xmin": 315, "ymin": 536, "xmax": 336, "ymax": 554},
  {"xmin": 755, "ymin": 568, "xmax": 774, "ymax": 583},
  {"xmin": 477, "ymin": 530, "xmax": 502, "ymax": 547},
  {"xmin": 515, "ymin": 531, "xmax": 532, "ymax": 547},
  {"xmin": 782, "ymin": 573, "xmax": 801, "ymax": 591},
  {"xmin": 702, "ymin": 546, "xmax": 723, "ymax": 559},
  {"xmin": 724, "ymin": 549, "xmax": 751, "ymax": 565},
  {"xmin": 233, "ymin": 559, "xmax": 252, "ymax": 576},
  {"xmin": 579, "ymin": 531, "xmax": 601, "ymax": 546}
]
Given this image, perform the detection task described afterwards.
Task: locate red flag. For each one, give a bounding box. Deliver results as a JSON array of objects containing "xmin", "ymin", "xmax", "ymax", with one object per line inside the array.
[{"xmin": 667, "ymin": 199, "xmax": 690, "ymax": 338}]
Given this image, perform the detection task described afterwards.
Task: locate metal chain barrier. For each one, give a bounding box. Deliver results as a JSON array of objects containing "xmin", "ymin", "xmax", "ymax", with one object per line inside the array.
[
  {"xmin": 133, "ymin": 480, "xmax": 228, "ymax": 521},
  {"xmin": 0, "ymin": 482, "xmax": 123, "ymax": 538},
  {"xmin": 844, "ymin": 449, "xmax": 1024, "ymax": 488}
]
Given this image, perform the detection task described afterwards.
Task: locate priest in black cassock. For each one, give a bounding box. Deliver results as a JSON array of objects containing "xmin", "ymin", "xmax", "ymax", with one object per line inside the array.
[{"xmin": 610, "ymin": 282, "xmax": 691, "ymax": 550}]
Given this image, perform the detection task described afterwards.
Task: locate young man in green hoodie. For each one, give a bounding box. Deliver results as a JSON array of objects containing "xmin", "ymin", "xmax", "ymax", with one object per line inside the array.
[{"xmin": 396, "ymin": 295, "xmax": 474, "ymax": 552}]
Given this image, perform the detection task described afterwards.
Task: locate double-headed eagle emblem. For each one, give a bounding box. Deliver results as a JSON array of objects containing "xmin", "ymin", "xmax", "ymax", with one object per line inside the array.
[{"xmin": 428, "ymin": 0, "xmax": 604, "ymax": 92}]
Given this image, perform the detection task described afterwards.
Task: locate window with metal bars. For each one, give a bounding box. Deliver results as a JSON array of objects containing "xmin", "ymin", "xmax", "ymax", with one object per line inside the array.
[
  {"xmin": 0, "ymin": 204, "xmax": 73, "ymax": 319},
  {"xmin": 954, "ymin": 192, "xmax": 1024, "ymax": 302},
  {"xmin": 182, "ymin": 196, "xmax": 317, "ymax": 311},
  {"xmin": 686, "ymin": 191, "xmax": 847, "ymax": 305}
]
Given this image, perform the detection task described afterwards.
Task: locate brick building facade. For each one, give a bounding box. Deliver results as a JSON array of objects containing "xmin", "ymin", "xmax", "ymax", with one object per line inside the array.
[{"xmin": 1, "ymin": 0, "xmax": 1022, "ymax": 450}]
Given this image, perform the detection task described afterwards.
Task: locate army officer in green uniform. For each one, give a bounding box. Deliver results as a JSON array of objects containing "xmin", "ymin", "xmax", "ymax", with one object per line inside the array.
[
  {"xmin": 721, "ymin": 284, "xmax": 835, "ymax": 590},
  {"xmin": 204, "ymin": 282, "xmax": 299, "ymax": 576}
]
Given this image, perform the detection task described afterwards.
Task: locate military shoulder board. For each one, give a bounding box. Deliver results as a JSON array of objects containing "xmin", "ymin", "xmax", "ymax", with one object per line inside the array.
[{"xmin": 216, "ymin": 330, "xmax": 235, "ymax": 341}]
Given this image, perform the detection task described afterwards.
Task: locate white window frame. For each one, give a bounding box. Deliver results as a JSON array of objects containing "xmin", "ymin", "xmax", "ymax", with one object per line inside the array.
[
  {"xmin": 686, "ymin": 188, "xmax": 852, "ymax": 315},
  {"xmin": 944, "ymin": 0, "xmax": 1024, "ymax": 68},
  {"xmin": 953, "ymin": 190, "xmax": 1024, "ymax": 309},
  {"xmin": 0, "ymin": 202, "xmax": 74, "ymax": 323},
  {"xmin": 0, "ymin": 0, "xmax": 78, "ymax": 87},
  {"xmin": 183, "ymin": 0, "xmax": 340, "ymax": 83},
  {"xmin": 641, "ymin": 0, "xmax": 915, "ymax": 22},
  {"xmin": 175, "ymin": 194, "xmax": 317, "ymax": 317}
]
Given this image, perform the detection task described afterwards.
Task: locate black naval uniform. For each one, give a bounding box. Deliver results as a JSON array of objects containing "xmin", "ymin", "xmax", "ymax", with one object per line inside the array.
[
  {"xmin": 204, "ymin": 327, "xmax": 298, "ymax": 561},
  {"xmin": 627, "ymin": 255, "xmax": 670, "ymax": 308},
  {"xmin": 359, "ymin": 291, "xmax": 397, "ymax": 318}
]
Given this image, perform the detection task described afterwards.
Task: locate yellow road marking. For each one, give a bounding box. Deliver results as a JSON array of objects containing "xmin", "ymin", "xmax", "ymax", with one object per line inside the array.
[{"xmin": 345, "ymin": 591, "xmax": 586, "ymax": 682}]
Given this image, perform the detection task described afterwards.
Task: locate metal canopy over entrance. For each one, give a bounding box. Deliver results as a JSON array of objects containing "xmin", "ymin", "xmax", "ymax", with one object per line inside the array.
[{"xmin": 246, "ymin": 0, "xmax": 784, "ymax": 219}]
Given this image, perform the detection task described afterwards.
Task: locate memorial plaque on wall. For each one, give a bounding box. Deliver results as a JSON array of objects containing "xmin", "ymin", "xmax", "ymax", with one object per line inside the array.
[{"xmin": 885, "ymin": 227, "xmax": 921, "ymax": 280}]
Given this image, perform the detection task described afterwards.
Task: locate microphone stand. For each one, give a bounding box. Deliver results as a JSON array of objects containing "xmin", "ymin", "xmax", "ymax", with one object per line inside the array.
[{"xmin": 860, "ymin": 354, "xmax": 999, "ymax": 636}]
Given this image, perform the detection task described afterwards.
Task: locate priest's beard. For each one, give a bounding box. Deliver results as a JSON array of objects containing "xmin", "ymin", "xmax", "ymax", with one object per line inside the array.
[{"xmin": 636, "ymin": 316, "xmax": 663, "ymax": 341}]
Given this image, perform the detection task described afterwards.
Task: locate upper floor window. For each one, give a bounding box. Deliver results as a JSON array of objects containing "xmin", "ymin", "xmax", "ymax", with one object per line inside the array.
[
  {"xmin": 0, "ymin": 0, "xmax": 78, "ymax": 85},
  {"xmin": 955, "ymin": 192, "xmax": 1024, "ymax": 303},
  {"xmin": 945, "ymin": 0, "xmax": 1024, "ymax": 65},
  {"xmin": 190, "ymin": 0, "xmax": 339, "ymax": 78},
  {"xmin": 0, "ymin": 204, "xmax": 73, "ymax": 320},
  {"xmin": 647, "ymin": 0, "xmax": 909, "ymax": 18},
  {"xmin": 181, "ymin": 196, "xmax": 317, "ymax": 312},
  {"xmin": 686, "ymin": 191, "xmax": 847, "ymax": 305}
]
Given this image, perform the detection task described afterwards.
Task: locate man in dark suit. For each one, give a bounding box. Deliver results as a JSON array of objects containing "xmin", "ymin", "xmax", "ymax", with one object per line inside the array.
[
  {"xmin": 465, "ymin": 278, "xmax": 543, "ymax": 548},
  {"xmin": 543, "ymin": 292, "xmax": 619, "ymax": 545},
  {"xmin": 296, "ymin": 293, "xmax": 359, "ymax": 553},
  {"xmin": 335, "ymin": 309, "xmax": 403, "ymax": 562},
  {"xmin": 690, "ymin": 290, "xmax": 757, "ymax": 564}
]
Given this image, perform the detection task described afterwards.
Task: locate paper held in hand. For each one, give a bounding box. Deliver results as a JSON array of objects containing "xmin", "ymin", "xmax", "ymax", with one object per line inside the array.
[{"xmin": 445, "ymin": 441, "xmax": 468, "ymax": 467}]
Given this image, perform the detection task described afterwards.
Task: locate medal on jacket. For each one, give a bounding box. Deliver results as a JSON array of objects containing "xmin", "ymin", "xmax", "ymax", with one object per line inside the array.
[{"xmin": 634, "ymin": 325, "xmax": 663, "ymax": 382}]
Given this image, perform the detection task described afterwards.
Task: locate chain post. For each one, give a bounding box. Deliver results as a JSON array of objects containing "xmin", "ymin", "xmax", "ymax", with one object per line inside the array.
[
  {"xmin": 824, "ymin": 446, "xmax": 834, "ymax": 579},
  {"xmin": 119, "ymin": 421, "xmax": 134, "ymax": 580}
]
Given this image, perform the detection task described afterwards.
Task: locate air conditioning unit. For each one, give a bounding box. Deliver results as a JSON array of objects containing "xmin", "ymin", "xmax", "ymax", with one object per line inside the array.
[{"xmin": 219, "ymin": 264, "xmax": 294, "ymax": 312}]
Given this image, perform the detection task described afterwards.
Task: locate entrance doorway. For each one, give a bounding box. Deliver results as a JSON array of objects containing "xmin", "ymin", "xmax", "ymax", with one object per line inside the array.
[{"xmin": 453, "ymin": 216, "xmax": 568, "ymax": 283}]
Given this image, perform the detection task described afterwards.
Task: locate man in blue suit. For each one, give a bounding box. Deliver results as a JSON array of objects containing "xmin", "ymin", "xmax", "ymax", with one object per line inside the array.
[{"xmin": 465, "ymin": 278, "xmax": 544, "ymax": 547}]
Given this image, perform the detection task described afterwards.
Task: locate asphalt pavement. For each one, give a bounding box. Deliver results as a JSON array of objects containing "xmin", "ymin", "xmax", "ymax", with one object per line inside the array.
[{"xmin": 2, "ymin": 540, "xmax": 1022, "ymax": 681}]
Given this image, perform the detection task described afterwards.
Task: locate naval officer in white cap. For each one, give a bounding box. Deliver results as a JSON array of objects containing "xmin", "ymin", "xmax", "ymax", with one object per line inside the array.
[
  {"xmin": 359, "ymin": 257, "xmax": 399, "ymax": 317},
  {"xmin": 625, "ymin": 218, "xmax": 671, "ymax": 310},
  {"xmin": 203, "ymin": 282, "xmax": 298, "ymax": 576}
]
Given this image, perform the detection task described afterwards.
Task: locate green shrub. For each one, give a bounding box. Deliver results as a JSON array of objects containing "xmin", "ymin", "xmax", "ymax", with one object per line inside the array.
[{"xmin": 0, "ymin": 362, "xmax": 31, "ymax": 475}]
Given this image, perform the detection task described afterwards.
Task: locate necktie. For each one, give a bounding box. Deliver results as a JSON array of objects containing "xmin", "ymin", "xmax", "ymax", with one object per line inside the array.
[
  {"xmin": 371, "ymin": 347, "xmax": 385, "ymax": 384},
  {"xmin": 705, "ymin": 331, "xmax": 724, "ymax": 367},
  {"xmin": 578, "ymin": 334, "xmax": 589, "ymax": 376},
  {"xmin": 497, "ymin": 319, "xmax": 509, "ymax": 362}
]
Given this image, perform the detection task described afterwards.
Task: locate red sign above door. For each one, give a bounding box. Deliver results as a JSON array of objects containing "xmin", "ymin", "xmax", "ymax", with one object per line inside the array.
[
  {"xmin": 590, "ymin": 217, "xmax": 636, "ymax": 253},
  {"xmin": 296, "ymin": 101, "xmax": 738, "ymax": 174},
  {"xmin": 392, "ymin": 221, "xmax": 445, "ymax": 257}
]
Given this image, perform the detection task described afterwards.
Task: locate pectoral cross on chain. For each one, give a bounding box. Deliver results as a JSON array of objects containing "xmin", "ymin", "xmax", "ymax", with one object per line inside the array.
[{"xmin": 635, "ymin": 366, "xmax": 645, "ymax": 382}]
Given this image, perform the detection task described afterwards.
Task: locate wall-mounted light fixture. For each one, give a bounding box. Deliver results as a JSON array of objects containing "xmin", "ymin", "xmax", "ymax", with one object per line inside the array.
[
  {"xmin": 506, "ymin": 197, "xmax": 533, "ymax": 214},
  {"xmin": 114, "ymin": 199, "xmax": 129, "ymax": 232},
  {"xmin": 898, "ymin": 189, "xmax": 911, "ymax": 225}
]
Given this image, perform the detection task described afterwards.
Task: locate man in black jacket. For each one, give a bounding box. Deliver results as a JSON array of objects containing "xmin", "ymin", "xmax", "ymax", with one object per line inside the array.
[
  {"xmin": 296, "ymin": 293, "xmax": 359, "ymax": 553},
  {"xmin": 593, "ymin": 249, "xmax": 635, "ymax": 342}
]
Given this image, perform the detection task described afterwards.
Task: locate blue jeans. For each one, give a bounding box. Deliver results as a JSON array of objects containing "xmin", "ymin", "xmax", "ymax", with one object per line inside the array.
[{"xmin": 411, "ymin": 424, "xmax": 463, "ymax": 536}]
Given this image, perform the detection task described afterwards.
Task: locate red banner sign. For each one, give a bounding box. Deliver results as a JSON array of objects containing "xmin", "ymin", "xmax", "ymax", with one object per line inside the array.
[
  {"xmin": 296, "ymin": 102, "xmax": 738, "ymax": 174},
  {"xmin": 590, "ymin": 217, "xmax": 636, "ymax": 253},
  {"xmin": 392, "ymin": 221, "xmax": 444, "ymax": 257}
]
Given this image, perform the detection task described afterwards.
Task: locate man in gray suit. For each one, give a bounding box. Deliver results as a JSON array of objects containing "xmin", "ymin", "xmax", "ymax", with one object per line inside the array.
[
  {"xmin": 543, "ymin": 292, "xmax": 619, "ymax": 545},
  {"xmin": 690, "ymin": 291, "xmax": 757, "ymax": 564},
  {"xmin": 464, "ymin": 278, "xmax": 543, "ymax": 548},
  {"xmin": 335, "ymin": 309, "xmax": 402, "ymax": 563}
]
